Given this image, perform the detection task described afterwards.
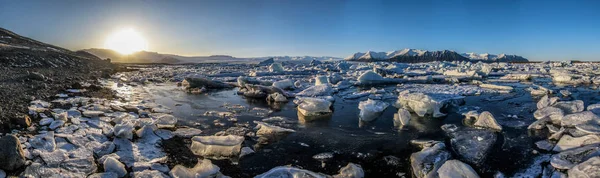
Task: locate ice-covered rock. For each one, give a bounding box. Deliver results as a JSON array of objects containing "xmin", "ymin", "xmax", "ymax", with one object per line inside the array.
[
  {"xmin": 113, "ymin": 122, "xmax": 135, "ymax": 140},
  {"xmin": 528, "ymin": 117, "xmax": 550, "ymax": 130},
  {"xmin": 445, "ymin": 128, "xmax": 496, "ymax": 166},
  {"xmin": 479, "ymin": 84, "xmax": 513, "ymax": 91},
  {"xmin": 136, "ymin": 125, "xmax": 161, "ymax": 143},
  {"xmin": 393, "ymin": 108, "xmax": 411, "ymax": 127},
  {"xmin": 499, "ymin": 74, "xmax": 531, "ymax": 81},
  {"xmin": 190, "ymin": 135, "xmax": 244, "ymax": 158},
  {"xmin": 133, "ymin": 170, "xmax": 170, "ymax": 178},
  {"xmin": 575, "ymin": 121, "xmax": 600, "ymax": 135},
  {"xmin": 554, "ymin": 100, "xmax": 584, "ymax": 114},
  {"xmin": 49, "ymin": 120, "xmax": 65, "ymax": 130},
  {"xmin": 437, "ymin": 160, "xmax": 479, "ymax": 178},
  {"xmin": 410, "ymin": 143, "xmax": 451, "ymax": 178},
  {"xmin": 535, "ymin": 140, "xmax": 555, "ymax": 151},
  {"xmin": 333, "ymin": 163, "xmax": 365, "ymax": 178},
  {"xmin": 561, "ymin": 111, "xmax": 600, "ymax": 127},
  {"xmin": 560, "ymin": 90, "xmax": 572, "ymax": 97},
  {"xmin": 104, "ymin": 157, "xmax": 127, "ymax": 177},
  {"xmin": 83, "ymin": 110, "xmax": 104, "ymax": 117},
  {"xmin": 568, "ymin": 156, "xmax": 600, "ymax": 178},
  {"xmin": 91, "ymin": 141, "xmax": 116, "ymax": 158},
  {"xmin": 269, "ymin": 63, "xmax": 284, "ymax": 72},
  {"xmin": 38, "ymin": 149, "xmax": 68, "ymax": 167},
  {"xmin": 39, "ymin": 117, "xmax": 54, "ymax": 126},
  {"xmin": 255, "ymin": 166, "xmax": 327, "ymax": 178},
  {"xmin": 552, "ymin": 135, "xmax": 600, "ymax": 152},
  {"xmin": 267, "ymin": 93, "xmax": 288, "ymax": 102},
  {"xmin": 182, "ymin": 76, "xmax": 234, "ymax": 89},
  {"xmin": 537, "ymin": 95, "xmax": 559, "ymax": 109},
  {"xmin": 170, "ymin": 159, "xmax": 227, "ymax": 178},
  {"xmin": 550, "ymin": 144, "xmax": 600, "ymax": 170},
  {"xmin": 315, "ymin": 75, "xmax": 329, "ymax": 85},
  {"xmin": 272, "ymin": 79, "xmax": 294, "ymax": 90},
  {"xmin": 529, "ymin": 86, "xmax": 551, "ymax": 96},
  {"xmin": 21, "ymin": 162, "xmax": 64, "ymax": 177},
  {"xmin": 255, "ymin": 121, "xmax": 295, "ymax": 139},
  {"xmin": 88, "ymin": 172, "xmax": 119, "ymax": 178},
  {"xmin": 473, "ymin": 111, "xmax": 502, "ymax": 130},
  {"xmin": 29, "ymin": 131, "xmax": 56, "ymax": 152},
  {"xmin": 328, "ymin": 73, "xmax": 343, "ymax": 84},
  {"xmin": 534, "ymin": 107, "xmax": 564, "ymax": 124},
  {"xmin": 358, "ymin": 99, "xmax": 389, "ymax": 122},
  {"xmin": 154, "ymin": 114, "xmax": 178, "ymax": 129},
  {"xmin": 297, "ymin": 98, "xmax": 332, "ymax": 121},
  {"xmin": 240, "ymin": 147, "xmax": 254, "ymax": 158}
]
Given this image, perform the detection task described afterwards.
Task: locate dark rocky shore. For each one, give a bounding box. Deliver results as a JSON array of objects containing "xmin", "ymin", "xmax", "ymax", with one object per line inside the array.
[{"xmin": 0, "ymin": 27, "xmax": 114, "ymax": 132}]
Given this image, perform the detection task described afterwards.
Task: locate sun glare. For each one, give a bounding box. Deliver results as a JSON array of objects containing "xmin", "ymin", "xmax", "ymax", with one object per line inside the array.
[{"xmin": 104, "ymin": 28, "xmax": 148, "ymax": 55}]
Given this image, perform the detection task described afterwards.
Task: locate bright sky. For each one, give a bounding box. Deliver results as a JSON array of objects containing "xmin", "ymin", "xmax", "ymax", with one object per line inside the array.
[{"xmin": 1, "ymin": 0, "xmax": 599, "ymax": 61}]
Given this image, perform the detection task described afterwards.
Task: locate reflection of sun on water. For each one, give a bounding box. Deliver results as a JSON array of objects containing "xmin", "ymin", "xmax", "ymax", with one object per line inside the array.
[{"xmin": 104, "ymin": 28, "xmax": 148, "ymax": 55}]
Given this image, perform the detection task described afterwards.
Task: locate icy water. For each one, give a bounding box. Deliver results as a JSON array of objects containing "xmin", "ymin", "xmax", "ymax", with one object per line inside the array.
[{"xmin": 121, "ymin": 81, "xmax": 600, "ymax": 177}]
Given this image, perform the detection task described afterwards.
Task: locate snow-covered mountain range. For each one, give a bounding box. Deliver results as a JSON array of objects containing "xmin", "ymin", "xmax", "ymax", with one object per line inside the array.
[
  {"xmin": 345, "ymin": 48, "xmax": 528, "ymax": 62},
  {"xmin": 81, "ymin": 48, "xmax": 342, "ymax": 64},
  {"xmin": 460, "ymin": 52, "xmax": 528, "ymax": 62}
]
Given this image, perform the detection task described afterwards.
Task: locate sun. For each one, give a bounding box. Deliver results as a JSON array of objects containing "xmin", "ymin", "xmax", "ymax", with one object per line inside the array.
[{"xmin": 104, "ymin": 28, "xmax": 148, "ymax": 55}]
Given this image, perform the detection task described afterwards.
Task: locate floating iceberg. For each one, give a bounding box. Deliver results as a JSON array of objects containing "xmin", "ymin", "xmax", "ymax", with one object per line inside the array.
[
  {"xmin": 395, "ymin": 91, "xmax": 463, "ymax": 118},
  {"xmin": 296, "ymin": 98, "xmax": 333, "ymax": 122},
  {"xmin": 358, "ymin": 99, "xmax": 389, "ymax": 122},
  {"xmin": 190, "ymin": 135, "xmax": 244, "ymax": 159}
]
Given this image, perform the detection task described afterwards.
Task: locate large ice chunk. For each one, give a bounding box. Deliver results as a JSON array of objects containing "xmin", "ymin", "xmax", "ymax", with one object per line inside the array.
[
  {"xmin": 479, "ymin": 84, "xmax": 513, "ymax": 91},
  {"xmin": 552, "ymin": 135, "xmax": 600, "ymax": 152},
  {"xmin": 296, "ymin": 98, "xmax": 332, "ymax": 122},
  {"xmin": 568, "ymin": 156, "xmax": 600, "ymax": 178},
  {"xmin": 395, "ymin": 91, "xmax": 461, "ymax": 118},
  {"xmin": 357, "ymin": 71, "xmax": 388, "ymax": 85},
  {"xmin": 190, "ymin": 135, "xmax": 244, "ymax": 159},
  {"xmin": 561, "ymin": 111, "xmax": 600, "ymax": 127},
  {"xmin": 333, "ymin": 163, "xmax": 364, "ymax": 178},
  {"xmin": 30, "ymin": 131, "xmax": 56, "ymax": 152},
  {"xmin": 394, "ymin": 108, "xmax": 411, "ymax": 127},
  {"xmin": 410, "ymin": 143, "xmax": 451, "ymax": 178},
  {"xmin": 315, "ymin": 75, "xmax": 329, "ymax": 85},
  {"xmin": 182, "ymin": 76, "xmax": 234, "ymax": 89},
  {"xmin": 473, "ymin": 111, "xmax": 503, "ymax": 131},
  {"xmin": 533, "ymin": 107, "xmax": 564, "ymax": 124},
  {"xmin": 255, "ymin": 121, "xmax": 295, "ymax": 139},
  {"xmin": 537, "ymin": 95, "xmax": 558, "ymax": 109},
  {"xmin": 269, "ymin": 63, "xmax": 284, "ymax": 72},
  {"xmin": 554, "ymin": 100, "xmax": 585, "ymax": 114},
  {"xmin": 437, "ymin": 160, "xmax": 480, "ymax": 178},
  {"xmin": 255, "ymin": 166, "xmax": 327, "ymax": 178},
  {"xmin": 358, "ymin": 99, "xmax": 389, "ymax": 122},
  {"xmin": 104, "ymin": 157, "xmax": 127, "ymax": 177},
  {"xmin": 272, "ymin": 79, "xmax": 294, "ymax": 90},
  {"xmin": 170, "ymin": 159, "xmax": 228, "ymax": 178}
]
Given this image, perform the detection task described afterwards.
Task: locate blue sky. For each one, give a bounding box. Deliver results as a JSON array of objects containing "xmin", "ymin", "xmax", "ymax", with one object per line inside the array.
[{"xmin": 1, "ymin": 0, "xmax": 599, "ymax": 61}]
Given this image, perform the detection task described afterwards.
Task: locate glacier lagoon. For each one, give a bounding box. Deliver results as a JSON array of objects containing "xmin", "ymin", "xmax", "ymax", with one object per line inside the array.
[{"xmin": 12, "ymin": 60, "xmax": 600, "ymax": 177}]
